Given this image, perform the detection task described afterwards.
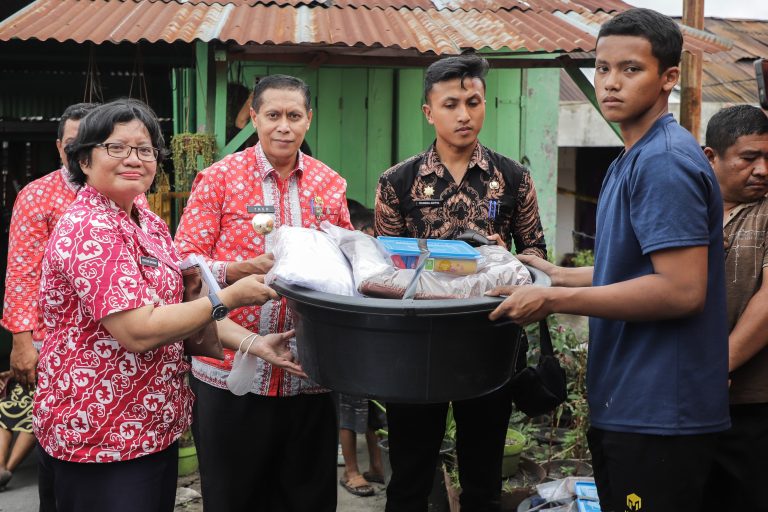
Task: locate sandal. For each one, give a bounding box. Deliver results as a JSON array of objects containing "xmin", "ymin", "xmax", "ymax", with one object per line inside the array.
[
  {"xmin": 0, "ymin": 469, "xmax": 12, "ymax": 490},
  {"xmin": 340, "ymin": 474, "xmax": 375, "ymax": 497},
  {"xmin": 363, "ymin": 471, "xmax": 385, "ymax": 484}
]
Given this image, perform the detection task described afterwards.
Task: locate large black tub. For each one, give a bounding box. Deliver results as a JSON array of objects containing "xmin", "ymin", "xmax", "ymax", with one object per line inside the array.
[{"xmin": 272, "ymin": 266, "xmax": 550, "ymax": 403}]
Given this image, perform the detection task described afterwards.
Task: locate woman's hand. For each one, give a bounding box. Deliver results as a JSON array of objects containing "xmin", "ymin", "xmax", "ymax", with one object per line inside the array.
[
  {"xmin": 220, "ymin": 275, "xmax": 279, "ymax": 309},
  {"xmin": 486, "ymin": 233, "xmax": 507, "ymax": 250},
  {"xmin": 247, "ymin": 329, "xmax": 307, "ymax": 378}
]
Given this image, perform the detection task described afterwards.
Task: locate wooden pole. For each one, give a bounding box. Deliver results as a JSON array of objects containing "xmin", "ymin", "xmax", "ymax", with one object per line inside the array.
[{"xmin": 680, "ymin": 0, "xmax": 705, "ymax": 142}]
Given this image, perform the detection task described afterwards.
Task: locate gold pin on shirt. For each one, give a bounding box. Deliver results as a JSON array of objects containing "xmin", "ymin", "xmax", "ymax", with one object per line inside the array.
[
  {"xmin": 424, "ymin": 185, "xmax": 435, "ymax": 197},
  {"xmin": 489, "ymin": 180, "xmax": 500, "ymax": 191}
]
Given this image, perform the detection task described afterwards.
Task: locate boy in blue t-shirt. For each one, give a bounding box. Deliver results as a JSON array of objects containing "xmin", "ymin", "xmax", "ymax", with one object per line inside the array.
[{"xmin": 488, "ymin": 8, "xmax": 729, "ymax": 512}]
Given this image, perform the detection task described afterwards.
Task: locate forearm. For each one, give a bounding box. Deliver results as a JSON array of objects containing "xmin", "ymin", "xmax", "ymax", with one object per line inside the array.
[
  {"xmin": 217, "ymin": 318, "xmax": 257, "ymax": 350},
  {"xmin": 551, "ymin": 266, "xmax": 594, "ymax": 288},
  {"xmin": 548, "ymin": 273, "xmax": 704, "ymax": 321},
  {"xmin": 728, "ymin": 288, "xmax": 768, "ymax": 372}
]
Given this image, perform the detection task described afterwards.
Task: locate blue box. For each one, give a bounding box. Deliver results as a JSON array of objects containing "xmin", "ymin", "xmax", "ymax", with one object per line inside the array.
[
  {"xmin": 377, "ymin": 237, "xmax": 480, "ymax": 269},
  {"xmin": 575, "ymin": 482, "xmax": 599, "ymax": 501},
  {"xmin": 576, "ymin": 499, "xmax": 602, "ymax": 512}
]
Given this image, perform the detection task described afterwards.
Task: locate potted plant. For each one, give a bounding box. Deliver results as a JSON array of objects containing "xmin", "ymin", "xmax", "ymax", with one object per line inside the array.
[
  {"xmin": 177, "ymin": 428, "xmax": 198, "ymax": 477},
  {"xmin": 170, "ymin": 133, "xmax": 216, "ymax": 194},
  {"xmin": 501, "ymin": 428, "xmax": 526, "ymax": 478}
]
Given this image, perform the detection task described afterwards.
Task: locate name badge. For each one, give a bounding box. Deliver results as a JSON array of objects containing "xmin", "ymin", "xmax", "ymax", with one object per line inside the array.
[
  {"xmin": 140, "ymin": 256, "xmax": 159, "ymax": 267},
  {"xmin": 415, "ymin": 199, "xmax": 443, "ymax": 207},
  {"xmin": 247, "ymin": 205, "xmax": 275, "ymax": 214}
]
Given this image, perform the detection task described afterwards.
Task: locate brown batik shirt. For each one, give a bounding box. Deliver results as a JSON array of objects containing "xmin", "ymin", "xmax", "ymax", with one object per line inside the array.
[
  {"xmin": 374, "ymin": 141, "xmax": 546, "ymax": 258},
  {"xmin": 723, "ymin": 197, "xmax": 768, "ymax": 404}
]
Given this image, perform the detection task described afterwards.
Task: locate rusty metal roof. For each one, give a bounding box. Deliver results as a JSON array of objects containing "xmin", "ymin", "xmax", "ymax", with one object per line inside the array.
[
  {"xmin": 561, "ymin": 17, "xmax": 765, "ymax": 104},
  {"xmin": 0, "ymin": 0, "xmax": 637, "ymax": 54}
]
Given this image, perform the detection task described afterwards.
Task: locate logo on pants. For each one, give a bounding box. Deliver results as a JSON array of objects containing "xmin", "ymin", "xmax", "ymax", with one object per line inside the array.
[{"xmin": 626, "ymin": 493, "xmax": 642, "ymax": 510}]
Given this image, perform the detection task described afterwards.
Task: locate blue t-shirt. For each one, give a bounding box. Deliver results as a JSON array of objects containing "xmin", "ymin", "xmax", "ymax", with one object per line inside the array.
[{"xmin": 589, "ymin": 114, "xmax": 730, "ymax": 435}]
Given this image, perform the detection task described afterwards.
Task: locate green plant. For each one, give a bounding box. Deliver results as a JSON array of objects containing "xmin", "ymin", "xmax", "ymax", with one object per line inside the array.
[
  {"xmin": 170, "ymin": 133, "xmax": 216, "ymax": 193},
  {"xmin": 572, "ymin": 249, "xmax": 594, "ymax": 267}
]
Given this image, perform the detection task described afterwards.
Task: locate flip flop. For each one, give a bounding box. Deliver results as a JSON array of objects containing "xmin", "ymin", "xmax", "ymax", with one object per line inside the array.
[
  {"xmin": 363, "ymin": 471, "xmax": 385, "ymax": 484},
  {"xmin": 0, "ymin": 469, "xmax": 12, "ymax": 490},
  {"xmin": 340, "ymin": 474, "xmax": 375, "ymax": 497}
]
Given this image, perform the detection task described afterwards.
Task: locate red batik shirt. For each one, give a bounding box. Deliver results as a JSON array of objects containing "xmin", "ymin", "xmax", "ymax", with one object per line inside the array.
[
  {"xmin": 174, "ymin": 143, "xmax": 352, "ymax": 396},
  {"xmin": 2, "ymin": 167, "xmax": 148, "ymax": 341},
  {"xmin": 34, "ymin": 185, "xmax": 193, "ymax": 463}
]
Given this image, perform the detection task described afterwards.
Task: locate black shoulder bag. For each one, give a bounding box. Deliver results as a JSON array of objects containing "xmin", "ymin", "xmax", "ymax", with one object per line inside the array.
[{"xmin": 510, "ymin": 319, "xmax": 568, "ymax": 417}]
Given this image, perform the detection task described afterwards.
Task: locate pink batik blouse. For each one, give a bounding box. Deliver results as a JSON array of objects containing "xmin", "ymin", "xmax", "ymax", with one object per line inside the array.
[{"xmin": 33, "ymin": 185, "xmax": 193, "ymax": 463}]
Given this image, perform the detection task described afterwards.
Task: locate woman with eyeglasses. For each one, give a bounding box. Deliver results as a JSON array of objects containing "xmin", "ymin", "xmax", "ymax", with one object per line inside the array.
[{"xmin": 33, "ymin": 99, "xmax": 303, "ymax": 512}]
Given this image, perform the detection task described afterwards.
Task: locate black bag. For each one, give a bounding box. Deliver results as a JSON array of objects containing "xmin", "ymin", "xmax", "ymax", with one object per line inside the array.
[{"xmin": 510, "ymin": 319, "xmax": 567, "ymax": 417}]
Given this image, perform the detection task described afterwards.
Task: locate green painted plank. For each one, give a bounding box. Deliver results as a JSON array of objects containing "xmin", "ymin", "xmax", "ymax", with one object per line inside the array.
[
  {"xmin": 479, "ymin": 70, "xmax": 498, "ymax": 150},
  {"xmin": 495, "ymin": 69, "xmax": 522, "ymax": 161},
  {"xmin": 366, "ymin": 68, "xmax": 394, "ymax": 207},
  {"xmin": 397, "ymin": 69, "xmax": 428, "ymax": 161},
  {"xmin": 213, "ymin": 51, "xmax": 228, "ymax": 157},
  {"xmin": 222, "ymin": 123, "xmax": 255, "ymax": 156},
  {"xmin": 316, "ymin": 68, "xmax": 343, "ymax": 171},
  {"xmin": 340, "ymin": 68, "xmax": 368, "ymax": 205},
  {"xmin": 520, "ymin": 68, "xmax": 559, "ymax": 255},
  {"xmin": 195, "ymin": 42, "xmax": 209, "ymax": 133}
]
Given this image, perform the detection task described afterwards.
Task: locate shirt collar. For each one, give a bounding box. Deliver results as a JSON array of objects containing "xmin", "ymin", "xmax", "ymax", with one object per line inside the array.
[
  {"xmin": 59, "ymin": 166, "xmax": 80, "ymax": 193},
  {"xmin": 80, "ymin": 184, "xmax": 145, "ymax": 228},
  {"xmin": 418, "ymin": 140, "xmax": 489, "ymax": 178},
  {"xmin": 723, "ymin": 200, "xmax": 759, "ymax": 229},
  {"xmin": 254, "ymin": 142, "xmax": 305, "ymax": 181}
]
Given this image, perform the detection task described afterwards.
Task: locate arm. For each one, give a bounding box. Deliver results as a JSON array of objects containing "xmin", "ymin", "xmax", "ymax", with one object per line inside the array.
[
  {"xmin": 217, "ymin": 321, "xmax": 305, "ymax": 377},
  {"xmin": 10, "ymin": 331, "xmax": 38, "ymax": 387},
  {"xmin": 509, "ymin": 172, "xmax": 546, "ymax": 259},
  {"xmin": 728, "ymin": 267, "xmax": 768, "ymax": 372},
  {"xmin": 100, "ymin": 275, "xmax": 278, "ymax": 353},
  {"xmin": 490, "ymin": 245, "xmax": 707, "ymax": 324},
  {"xmin": 517, "ymin": 254, "xmax": 594, "ymax": 288},
  {"xmin": 374, "ymin": 177, "xmax": 406, "ymax": 237}
]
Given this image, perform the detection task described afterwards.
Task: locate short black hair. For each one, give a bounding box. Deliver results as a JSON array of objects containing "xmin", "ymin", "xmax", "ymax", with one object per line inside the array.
[
  {"xmin": 347, "ymin": 198, "xmax": 374, "ymax": 231},
  {"xmin": 66, "ymin": 99, "xmax": 168, "ymax": 188},
  {"xmin": 706, "ymin": 105, "xmax": 768, "ymax": 156},
  {"xmin": 57, "ymin": 102, "xmax": 100, "ymax": 140},
  {"xmin": 597, "ymin": 8, "xmax": 683, "ymax": 72},
  {"xmin": 424, "ymin": 54, "xmax": 489, "ymax": 104},
  {"xmin": 251, "ymin": 74, "xmax": 311, "ymax": 113}
]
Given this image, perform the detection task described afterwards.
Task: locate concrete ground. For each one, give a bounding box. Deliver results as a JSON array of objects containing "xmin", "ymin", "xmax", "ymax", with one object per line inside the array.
[{"xmin": 0, "ymin": 435, "xmax": 389, "ymax": 512}]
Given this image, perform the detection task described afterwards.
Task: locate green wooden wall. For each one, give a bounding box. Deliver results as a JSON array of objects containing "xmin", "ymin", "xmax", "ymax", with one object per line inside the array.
[{"xmin": 179, "ymin": 46, "xmax": 560, "ymax": 252}]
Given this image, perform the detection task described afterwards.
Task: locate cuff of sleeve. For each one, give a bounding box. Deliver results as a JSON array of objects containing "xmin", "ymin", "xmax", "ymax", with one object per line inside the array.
[{"xmin": 212, "ymin": 261, "xmax": 229, "ymax": 288}]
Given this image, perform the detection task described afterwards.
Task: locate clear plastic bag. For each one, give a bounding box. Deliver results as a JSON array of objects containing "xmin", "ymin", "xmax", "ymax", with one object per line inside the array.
[
  {"xmin": 360, "ymin": 245, "xmax": 532, "ymax": 299},
  {"xmin": 320, "ymin": 221, "xmax": 392, "ymax": 291},
  {"xmin": 264, "ymin": 225, "xmax": 355, "ymax": 296}
]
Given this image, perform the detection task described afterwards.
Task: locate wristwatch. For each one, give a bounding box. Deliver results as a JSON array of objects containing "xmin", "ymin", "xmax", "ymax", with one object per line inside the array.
[{"xmin": 207, "ymin": 292, "xmax": 229, "ymax": 321}]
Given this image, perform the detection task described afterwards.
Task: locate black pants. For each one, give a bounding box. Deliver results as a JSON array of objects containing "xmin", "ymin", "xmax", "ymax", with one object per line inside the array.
[
  {"xmin": 588, "ymin": 427, "xmax": 717, "ymax": 512},
  {"xmin": 702, "ymin": 402, "xmax": 768, "ymax": 512},
  {"xmin": 37, "ymin": 443, "xmax": 178, "ymax": 512},
  {"xmin": 192, "ymin": 381, "xmax": 338, "ymax": 512},
  {"xmin": 385, "ymin": 381, "xmax": 514, "ymax": 512}
]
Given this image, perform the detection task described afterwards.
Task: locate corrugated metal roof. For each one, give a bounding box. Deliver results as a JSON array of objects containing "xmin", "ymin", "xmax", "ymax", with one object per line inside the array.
[
  {"xmin": 0, "ymin": 0, "xmax": 634, "ymax": 53},
  {"xmin": 0, "ymin": 0, "xmax": 729, "ymax": 57},
  {"xmin": 560, "ymin": 18, "xmax": 764, "ymax": 105}
]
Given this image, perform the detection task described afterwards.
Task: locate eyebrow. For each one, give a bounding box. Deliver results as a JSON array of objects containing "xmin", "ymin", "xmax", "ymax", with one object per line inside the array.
[{"xmin": 595, "ymin": 59, "xmax": 644, "ymax": 67}]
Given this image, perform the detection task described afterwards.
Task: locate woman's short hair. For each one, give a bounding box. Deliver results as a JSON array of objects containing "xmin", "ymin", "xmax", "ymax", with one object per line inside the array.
[{"xmin": 66, "ymin": 99, "xmax": 168, "ymax": 187}]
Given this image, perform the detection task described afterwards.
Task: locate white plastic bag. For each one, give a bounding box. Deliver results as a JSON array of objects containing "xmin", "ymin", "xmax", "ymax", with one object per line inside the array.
[
  {"xmin": 320, "ymin": 221, "xmax": 392, "ymax": 291},
  {"xmin": 265, "ymin": 225, "xmax": 355, "ymax": 296},
  {"xmin": 226, "ymin": 334, "xmax": 261, "ymax": 395}
]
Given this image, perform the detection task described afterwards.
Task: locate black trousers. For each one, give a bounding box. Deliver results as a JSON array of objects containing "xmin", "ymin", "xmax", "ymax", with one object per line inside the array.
[
  {"xmin": 385, "ymin": 381, "xmax": 514, "ymax": 512},
  {"xmin": 37, "ymin": 442, "xmax": 178, "ymax": 512},
  {"xmin": 192, "ymin": 380, "xmax": 338, "ymax": 512},
  {"xmin": 702, "ymin": 402, "xmax": 768, "ymax": 512},
  {"xmin": 588, "ymin": 427, "xmax": 718, "ymax": 512}
]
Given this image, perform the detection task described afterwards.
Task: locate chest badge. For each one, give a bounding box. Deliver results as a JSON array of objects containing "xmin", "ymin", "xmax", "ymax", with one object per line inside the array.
[
  {"xmin": 424, "ymin": 185, "xmax": 435, "ymax": 198},
  {"xmin": 251, "ymin": 213, "xmax": 275, "ymax": 235},
  {"xmin": 489, "ymin": 180, "xmax": 500, "ymax": 191},
  {"xmin": 311, "ymin": 196, "xmax": 324, "ymax": 220}
]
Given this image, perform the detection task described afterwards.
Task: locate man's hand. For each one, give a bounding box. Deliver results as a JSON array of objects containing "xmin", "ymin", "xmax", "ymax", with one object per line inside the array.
[
  {"xmin": 486, "ymin": 234, "xmax": 507, "ymax": 250},
  {"xmin": 226, "ymin": 253, "xmax": 275, "ymax": 284},
  {"xmin": 486, "ymin": 285, "xmax": 553, "ymax": 325},
  {"xmin": 10, "ymin": 331, "xmax": 38, "ymax": 388}
]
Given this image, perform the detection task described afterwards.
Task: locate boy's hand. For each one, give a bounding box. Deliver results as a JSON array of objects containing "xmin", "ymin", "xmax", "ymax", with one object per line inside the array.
[{"xmin": 486, "ymin": 285, "xmax": 553, "ymax": 325}]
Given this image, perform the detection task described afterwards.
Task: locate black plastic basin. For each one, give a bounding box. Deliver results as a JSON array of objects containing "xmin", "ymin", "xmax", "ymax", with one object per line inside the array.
[{"xmin": 272, "ymin": 266, "xmax": 550, "ymax": 403}]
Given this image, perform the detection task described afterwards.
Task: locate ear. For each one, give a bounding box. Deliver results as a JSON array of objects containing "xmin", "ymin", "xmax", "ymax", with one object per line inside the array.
[
  {"xmin": 249, "ymin": 107, "xmax": 258, "ymax": 127},
  {"xmin": 422, "ymin": 103, "xmax": 434, "ymax": 125},
  {"xmin": 662, "ymin": 65, "xmax": 680, "ymax": 92},
  {"xmin": 55, "ymin": 139, "xmax": 63, "ymax": 153},
  {"xmin": 306, "ymin": 108, "xmax": 313, "ymax": 127},
  {"xmin": 703, "ymin": 147, "xmax": 717, "ymax": 167}
]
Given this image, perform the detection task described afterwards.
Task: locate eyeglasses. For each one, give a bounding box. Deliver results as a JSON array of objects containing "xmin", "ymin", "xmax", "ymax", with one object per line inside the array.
[{"xmin": 95, "ymin": 143, "xmax": 159, "ymax": 162}]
